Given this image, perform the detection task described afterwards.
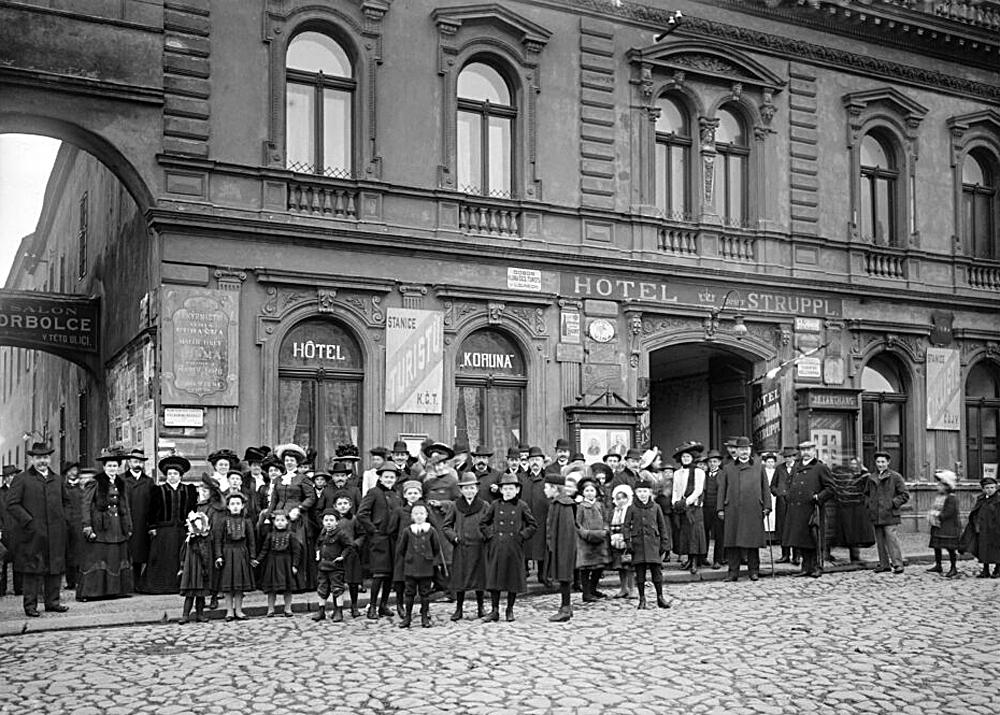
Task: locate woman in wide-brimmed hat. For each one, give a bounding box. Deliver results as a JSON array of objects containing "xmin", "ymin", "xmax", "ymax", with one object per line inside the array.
[
  {"xmin": 269, "ymin": 444, "xmax": 316, "ymax": 592},
  {"xmin": 670, "ymin": 441, "xmax": 707, "ymax": 574},
  {"xmin": 77, "ymin": 447, "xmax": 135, "ymax": 601},
  {"xmin": 143, "ymin": 455, "xmax": 197, "ymax": 594}
]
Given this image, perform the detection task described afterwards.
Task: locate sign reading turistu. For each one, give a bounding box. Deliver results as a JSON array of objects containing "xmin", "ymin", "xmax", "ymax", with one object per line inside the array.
[{"xmin": 385, "ymin": 308, "xmax": 443, "ymax": 414}]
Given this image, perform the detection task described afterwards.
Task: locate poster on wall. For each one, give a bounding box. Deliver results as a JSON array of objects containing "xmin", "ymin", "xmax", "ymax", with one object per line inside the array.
[
  {"xmin": 161, "ymin": 286, "xmax": 239, "ymax": 406},
  {"xmin": 811, "ymin": 428, "xmax": 842, "ymax": 465},
  {"xmin": 385, "ymin": 308, "xmax": 443, "ymax": 414},
  {"xmin": 926, "ymin": 347, "xmax": 961, "ymax": 430}
]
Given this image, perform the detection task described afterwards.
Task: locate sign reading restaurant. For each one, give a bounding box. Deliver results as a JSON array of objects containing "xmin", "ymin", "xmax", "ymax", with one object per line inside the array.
[{"xmin": 561, "ymin": 273, "xmax": 843, "ymax": 318}]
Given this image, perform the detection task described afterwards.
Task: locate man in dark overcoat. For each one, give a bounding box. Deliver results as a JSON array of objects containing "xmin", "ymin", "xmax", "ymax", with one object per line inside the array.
[
  {"xmin": 519, "ymin": 446, "xmax": 549, "ymax": 584},
  {"xmin": 1, "ymin": 464, "xmax": 20, "ymax": 596},
  {"xmin": 470, "ymin": 446, "xmax": 499, "ymax": 503},
  {"xmin": 544, "ymin": 438, "xmax": 572, "ymax": 476},
  {"xmin": 6, "ymin": 442, "xmax": 71, "ymax": 616},
  {"xmin": 770, "ymin": 447, "xmax": 798, "ymax": 564},
  {"xmin": 718, "ymin": 437, "xmax": 771, "ymax": 581},
  {"xmin": 123, "ymin": 448, "xmax": 155, "ymax": 590},
  {"xmin": 782, "ymin": 441, "xmax": 834, "ymax": 578}
]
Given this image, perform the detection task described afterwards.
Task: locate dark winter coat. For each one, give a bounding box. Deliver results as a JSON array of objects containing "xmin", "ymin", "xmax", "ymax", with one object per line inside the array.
[
  {"xmin": 545, "ymin": 495, "xmax": 578, "ymax": 582},
  {"xmin": 64, "ymin": 482, "xmax": 84, "ymax": 569},
  {"xmin": 829, "ymin": 466, "xmax": 876, "ymax": 548},
  {"xmin": 781, "ymin": 459, "xmax": 834, "ymax": 549},
  {"xmin": 475, "ymin": 469, "xmax": 501, "ymax": 503},
  {"xmin": 82, "ymin": 474, "xmax": 133, "ymax": 544},
  {"xmin": 622, "ymin": 497, "xmax": 670, "ymax": 565},
  {"xmin": 481, "ymin": 498, "xmax": 537, "ymax": 593},
  {"xmin": 443, "ymin": 495, "xmax": 488, "ymax": 591},
  {"xmin": 123, "ymin": 471, "xmax": 155, "ymax": 563},
  {"xmin": 395, "ymin": 525, "xmax": 442, "ymax": 580},
  {"xmin": 6, "ymin": 467, "xmax": 71, "ymax": 575},
  {"xmin": 145, "ymin": 482, "xmax": 197, "ymax": 594},
  {"xmin": 718, "ymin": 458, "xmax": 770, "ymax": 549},
  {"xmin": 519, "ymin": 471, "xmax": 548, "ymax": 561},
  {"xmin": 960, "ymin": 492, "xmax": 1000, "ymax": 562},
  {"xmin": 610, "ymin": 468, "xmax": 639, "ymax": 493},
  {"xmin": 316, "ymin": 524, "xmax": 354, "ymax": 570},
  {"xmin": 575, "ymin": 499, "xmax": 609, "ymax": 568},
  {"xmin": 928, "ymin": 493, "xmax": 961, "ymax": 550},
  {"xmin": 864, "ymin": 470, "xmax": 909, "ymax": 526},
  {"xmin": 357, "ymin": 483, "xmax": 402, "ymax": 576}
]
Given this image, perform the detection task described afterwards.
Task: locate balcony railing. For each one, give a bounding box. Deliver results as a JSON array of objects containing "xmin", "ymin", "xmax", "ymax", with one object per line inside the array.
[
  {"xmin": 287, "ymin": 179, "xmax": 358, "ymax": 218},
  {"xmin": 658, "ymin": 225, "xmax": 699, "ymax": 255},
  {"xmin": 932, "ymin": 0, "xmax": 1000, "ymax": 30},
  {"xmin": 967, "ymin": 262, "xmax": 1000, "ymax": 290},
  {"xmin": 719, "ymin": 233, "xmax": 756, "ymax": 262},
  {"xmin": 458, "ymin": 199, "xmax": 522, "ymax": 237},
  {"xmin": 864, "ymin": 247, "xmax": 908, "ymax": 279}
]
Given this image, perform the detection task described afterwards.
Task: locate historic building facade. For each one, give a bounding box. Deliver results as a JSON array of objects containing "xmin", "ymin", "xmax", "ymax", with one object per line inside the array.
[{"xmin": 1, "ymin": 0, "xmax": 998, "ymax": 489}]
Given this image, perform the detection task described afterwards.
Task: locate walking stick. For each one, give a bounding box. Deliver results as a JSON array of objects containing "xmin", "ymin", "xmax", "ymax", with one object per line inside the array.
[{"xmin": 768, "ymin": 528, "xmax": 775, "ymax": 578}]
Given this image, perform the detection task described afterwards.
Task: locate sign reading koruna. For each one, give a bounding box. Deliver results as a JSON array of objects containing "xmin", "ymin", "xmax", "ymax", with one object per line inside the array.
[
  {"xmin": 161, "ymin": 286, "xmax": 239, "ymax": 406},
  {"xmin": 385, "ymin": 308, "xmax": 443, "ymax": 414}
]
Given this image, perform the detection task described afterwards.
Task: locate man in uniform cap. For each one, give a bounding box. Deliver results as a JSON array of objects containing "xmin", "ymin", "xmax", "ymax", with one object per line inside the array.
[
  {"xmin": 863, "ymin": 449, "xmax": 909, "ymax": 574},
  {"xmin": 770, "ymin": 447, "xmax": 799, "ymax": 564},
  {"xmin": 545, "ymin": 438, "xmax": 572, "ymax": 476},
  {"xmin": 521, "ymin": 446, "xmax": 550, "ymax": 585},
  {"xmin": 783, "ymin": 441, "xmax": 834, "ymax": 578}
]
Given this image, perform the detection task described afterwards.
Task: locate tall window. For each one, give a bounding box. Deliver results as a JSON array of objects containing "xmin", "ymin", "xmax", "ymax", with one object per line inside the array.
[
  {"xmin": 714, "ymin": 107, "xmax": 747, "ymax": 226},
  {"xmin": 963, "ymin": 149, "xmax": 997, "ymax": 259},
  {"xmin": 861, "ymin": 353, "xmax": 908, "ymax": 474},
  {"xmin": 455, "ymin": 329, "xmax": 526, "ymax": 455},
  {"xmin": 654, "ymin": 97, "xmax": 690, "ymax": 219},
  {"xmin": 457, "ymin": 61, "xmax": 514, "ymax": 198},
  {"xmin": 285, "ymin": 31, "xmax": 354, "ymax": 177},
  {"xmin": 278, "ymin": 319, "xmax": 363, "ymax": 467},
  {"xmin": 859, "ymin": 132, "xmax": 899, "ymax": 245},
  {"xmin": 966, "ymin": 361, "xmax": 1000, "ymax": 481}
]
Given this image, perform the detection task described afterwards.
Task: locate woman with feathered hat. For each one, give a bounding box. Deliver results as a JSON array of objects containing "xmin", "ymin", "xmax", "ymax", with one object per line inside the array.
[
  {"xmin": 77, "ymin": 447, "xmax": 135, "ymax": 600},
  {"xmin": 269, "ymin": 444, "xmax": 317, "ymax": 592}
]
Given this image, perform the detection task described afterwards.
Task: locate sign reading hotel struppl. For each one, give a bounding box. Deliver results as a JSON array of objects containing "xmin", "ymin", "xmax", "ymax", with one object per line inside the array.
[
  {"xmin": 0, "ymin": 289, "xmax": 100, "ymax": 372},
  {"xmin": 561, "ymin": 273, "xmax": 843, "ymax": 318}
]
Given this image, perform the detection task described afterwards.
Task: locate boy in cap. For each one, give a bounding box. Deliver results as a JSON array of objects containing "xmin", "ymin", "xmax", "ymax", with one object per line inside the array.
[
  {"xmin": 395, "ymin": 503, "xmax": 443, "ymax": 628},
  {"xmin": 313, "ymin": 508, "xmax": 351, "ymax": 622},
  {"xmin": 960, "ymin": 475, "xmax": 1000, "ymax": 578},
  {"xmin": 481, "ymin": 473, "xmax": 537, "ymax": 622},
  {"xmin": 443, "ymin": 472, "xmax": 488, "ymax": 620},
  {"xmin": 863, "ymin": 450, "xmax": 910, "ymax": 574},
  {"xmin": 623, "ymin": 475, "xmax": 671, "ymax": 609},
  {"xmin": 521, "ymin": 446, "xmax": 550, "ymax": 586},
  {"xmin": 544, "ymin": 472, "xmax": 577, "ymax": 622}
]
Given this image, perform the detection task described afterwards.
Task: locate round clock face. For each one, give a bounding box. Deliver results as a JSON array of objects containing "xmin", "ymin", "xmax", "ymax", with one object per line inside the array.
[{"xmin": 588, "ymin": 318, "xmax": 616, "ymax": 343}]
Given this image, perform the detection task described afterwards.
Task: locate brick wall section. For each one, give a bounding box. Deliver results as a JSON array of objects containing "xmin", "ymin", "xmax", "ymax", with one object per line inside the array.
[
  {"xmin": 789, "ymin": 63, "xmax": 819, "ymax": 236},
  {"xmin": 162, "ymin": 0, "xmax": 210, "ymax": 157},
  {"xmin": 578, "ymin": 18, "xmax": 616, "ymax": 211}
]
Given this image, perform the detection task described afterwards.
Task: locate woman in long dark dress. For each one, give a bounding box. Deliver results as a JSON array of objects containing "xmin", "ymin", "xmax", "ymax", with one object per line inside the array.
[
  {"xmin": 269, "ymin": 444, "xmax": 316, "ymax": 592},
  {"xmin": 144, "ymin": 455, "xmax": 197, "ymax": 594},
  {"xmin": 78, "ymin": 447, "xmax": 134, "ymax": 600}
]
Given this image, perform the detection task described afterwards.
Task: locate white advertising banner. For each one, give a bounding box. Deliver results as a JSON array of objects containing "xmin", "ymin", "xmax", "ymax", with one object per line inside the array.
[
  {"xmin": 385, "ymin": 308, "xmax": 444, "ymax": 414},
  {"xmin": 926, "ymin": 347, "xmax": 961, "ymax": 430}
]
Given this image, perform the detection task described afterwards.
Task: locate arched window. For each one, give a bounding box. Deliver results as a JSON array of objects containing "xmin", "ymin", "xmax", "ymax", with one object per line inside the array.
[
  {"xmin": 285, "ymin": 31, "xmax": 355, "ymax": 177},
  {"xmin": 859, "ymin": 132, "xmax": 899, "ymax": 245},
  {"xmin": 714, "ymin": 107, "xmax": 748, "ymax": 226},
  {"xmin": 861, "ymin": 353, "xmax": 909, "ymax": 473},
  {"xmin": 654, "ymin": 97, "xmax": 691, "ymax": 219},
  {"xmin": 966, "ymin": 361, "xmax": 1000, "ymax": 480},
  {"xmin": 457, "ymin": 61, "xmax": 515, "ymax": 198},
  {"xmin": 455, "ymin": 329, "xmax": 526, "ymax": 455},
  {"xmin": 963, "ymin": 149, "xmax": 997, "ymax": 260},
  {"xmin": 278, "ymin": 319, "xmax": 363, "ymax": 467}
]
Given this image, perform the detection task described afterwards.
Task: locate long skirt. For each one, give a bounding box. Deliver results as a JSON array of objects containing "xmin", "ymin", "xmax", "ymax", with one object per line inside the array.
[
  {"xmin": 219, "ymin": 544, "xmax": 254, "ymax": 593},
  {"xmin": 676, "ymin": 506, "xmax": 707, "ymax": 555},
  {"xmin": 290, "ymin": 520, "xmax": 313, "ymax": 593},
  {"xmin": 77, "ymin": 541, "xmax": 134, "ymax": 600},
  {"xmin": 144, "ymin": 525, "xmax": 184, "ymax": 594},
  {"xmin": 259, "ymin": 551, "xmax": 296, "ymax": 594}
]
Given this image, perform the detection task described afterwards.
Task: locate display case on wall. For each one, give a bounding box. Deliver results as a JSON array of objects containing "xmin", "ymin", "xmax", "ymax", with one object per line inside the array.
[
  {"xmin": 795, "ymin": 388, "xmax": 864, "ymax": 468},
  {"xmin": 565, "ymin": 390, "xmax": 646, "ymax": 464}
]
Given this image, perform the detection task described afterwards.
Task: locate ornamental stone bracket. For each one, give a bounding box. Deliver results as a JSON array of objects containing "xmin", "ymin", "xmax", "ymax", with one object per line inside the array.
[{"xmin": 436, "ymin": 286, "xmax": 555, "ymax": 346}]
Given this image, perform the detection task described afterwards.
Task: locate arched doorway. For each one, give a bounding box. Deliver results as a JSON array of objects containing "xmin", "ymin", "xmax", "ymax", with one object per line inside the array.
[
  {"xmin": 648, "ymin": 342, "xmax": 757, "ymax": 452},
  {"xmin": 277, "ymin": 318, "xmax": 364, "ymax": 468},
  {"xmin": 454, "ymin": 328, "xmax": 527, "ymax": 454},
  {"xmin": 861, "ymin": 352, "xmax": 910, "ymax": 473},
  {"xmin": 966, "ymin": 360, "xmax": 1000, "ymax": 480}
]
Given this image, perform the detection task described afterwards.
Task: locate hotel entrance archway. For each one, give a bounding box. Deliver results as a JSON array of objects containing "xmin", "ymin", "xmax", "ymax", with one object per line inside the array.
[{"xmin": 648, "ymin": 342, "xmax": 761, "ymax": 454}]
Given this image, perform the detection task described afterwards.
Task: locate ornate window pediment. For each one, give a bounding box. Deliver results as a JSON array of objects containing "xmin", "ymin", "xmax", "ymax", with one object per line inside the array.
[
  {"xmin": 432, "ymin": 4, "xmax": 552, "ymax": 54},
  {"xmin": 947, "ymin": 109, "xmax": 1000, "ymax": 163},
  {"xmin": 842, "ymin": 87, "xmax": 928, "ymax": 143}
]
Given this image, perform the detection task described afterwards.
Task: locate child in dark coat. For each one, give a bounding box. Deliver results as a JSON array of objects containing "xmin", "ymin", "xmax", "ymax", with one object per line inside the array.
[
  {"xmin": 545, "ymin": 472, "xmax": 578, "ymax": 623},
  {"xmin": 213, "ymin": 492, "xmax": 256, "ymax": 621},
  {"xmin": 313, "ymin": 507, "xmax": 354, "ymax": 622},
  {"xmin": 331, "ymin": 491, "xmax": 365, "ymax": 618},
  {"xmin": 395, "ymin": 504, "xmax": 443, "ymax": 628},
  {"xmin": 253, "ymin": 510, "xmax": 302, "ymax": 617},
  {"xmin": 480, "ymin": 473, "xmax": 537, "ymax": 623},
  {"xmin": 443, "ymin": 472, "xmax": 488, "ymax": 620},
  {"xmin": 961, "ymin": 475, "xmax": 1000, "ymax": 578},
  {"xmin": 177, "ymin": 511, "xmax": 213, "ymax": 623},
  {"xmin": 926, "ymin": 470, "xmax": 962, "ymax": 578},
  {"xmin": 623, "ymin": 476, "xmax": 671, "ymax": 609}
]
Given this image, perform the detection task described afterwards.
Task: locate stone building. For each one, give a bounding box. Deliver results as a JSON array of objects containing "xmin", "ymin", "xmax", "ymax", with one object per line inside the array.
[{"xmin": 1, "ymin": 0, "xmax": 998, "ymax": 504}]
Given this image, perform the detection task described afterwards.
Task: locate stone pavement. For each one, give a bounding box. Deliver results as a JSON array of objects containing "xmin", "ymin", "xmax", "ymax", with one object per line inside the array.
[{"xmin": 1, "ymin": 560, "xmax": 998, "ymax": 715}]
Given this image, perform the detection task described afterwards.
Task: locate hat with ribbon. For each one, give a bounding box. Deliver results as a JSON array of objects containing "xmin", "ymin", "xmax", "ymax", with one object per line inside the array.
[{"xmin": 158, "ymin": 454, "xmax": 191, "ymax": 476}]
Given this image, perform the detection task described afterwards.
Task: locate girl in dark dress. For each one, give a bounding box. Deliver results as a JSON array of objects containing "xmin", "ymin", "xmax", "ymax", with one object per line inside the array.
[
  {"xmin": 78, "ymin": 448, "xmax": 134, "ymax": 601},
  {"xmin": 196, "ymin": 474, "xmax": 226, "ymax": 610},
  {"xmin": 177, "ymin": 511, "xmax": 212, "ymax": 623},
  {"xmin": 253, "ymin": 510, "xmax": 301, "ymax": 617},
  {"xmin": 144, "ymin": 455, "xmax": 196, "ymax": 594},
  {"xmin": 927, "ymin": 470, "xmax": 963, "ymax": 578},
  {"xmin": 480, "ymin": 473, "xmax": 537, "ymax": 623},
  {"xmin": 214, "ymin": 492, "xmax": 256, "ymax": 621}
]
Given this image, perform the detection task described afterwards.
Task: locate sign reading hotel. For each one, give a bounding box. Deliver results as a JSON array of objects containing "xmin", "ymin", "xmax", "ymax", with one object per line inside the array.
[
  {"xmin": 385, "ymin": 308, "xmax": 443, "ymax": 414},
  {"xmin": 161, "ymin": 286, "xmax": 239, "ymax": 406},
  {"xmin": 926, "ymin": 347, "xmax": 961, "ymax": 430},
  {"xmin": 0, "ymin": 289, "xmax": 100, "ymax": 372},
  {"xmin": 561, "ymin": 274, "xmax": 843, "ymax": 318}
]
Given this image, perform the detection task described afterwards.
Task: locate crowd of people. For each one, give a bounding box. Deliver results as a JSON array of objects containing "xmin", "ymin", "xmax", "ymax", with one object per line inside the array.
[{"xmin": 1, "ymin": 436, "xmax": 998, "ymax": 625}]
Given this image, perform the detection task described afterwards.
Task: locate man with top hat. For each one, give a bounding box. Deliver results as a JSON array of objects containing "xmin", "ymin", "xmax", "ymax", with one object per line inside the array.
[
  {"xmin": 122, "ymin": 448, "xmax": 155, "ymax": 590},
  {"xmin": 783, "ymin": 441, "xmax": 834, "ymax": 578},
  {"xmin": 389, "ymin": 440, "xmax": 414, "ymax": 479},
  {"xmin": 520, "ymin": 446, "xmax": 550, "ymax": 585},
  {"xmin": 6, "ymin": 442, "xmax": 72, "ymax": 615},
  {"xmin": 863, "ymin": 449, "xmax": 910, "ymax": 574},
  {"xmin": 469, "ymin": 445, "xmax": 500, "ymax": 503},
  {"xmin": 1, "ymin": 464, "xmax": 20, "ymax": 596},
  {"xmin": 770, "ymin": 447, "xmax": 799, "ymax": 564},
  {"xmin": 362, "ymin": 446, "xmax": 390, "ymax": 496},
  {"xmin": 717, "ymin": 437, "xmax": 770, "ymax": 582},
  {"xmin": 544, "ymin": 438, "xmax": 572, "ymax": 476}
]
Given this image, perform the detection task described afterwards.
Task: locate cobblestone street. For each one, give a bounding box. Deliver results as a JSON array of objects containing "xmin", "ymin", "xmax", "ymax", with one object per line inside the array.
[{"xmin": 2, "ymin": 564, "xmax": 997, "ymax": 715}]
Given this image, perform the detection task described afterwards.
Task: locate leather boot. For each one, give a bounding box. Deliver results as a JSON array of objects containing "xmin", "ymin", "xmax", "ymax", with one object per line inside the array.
[
  {"xmin": 505, "ymin": 606, "xmax": 515, "ymax": 622},
  {"xmin": 420, "ymin": 602, "xmax": 432, "ymax": 628},
  {"xmin": 581, "ymin": 575, "xmax": 598, "ymax": 603},
  {"xmin": 450, "ymin": 605, "xmax": 464, "ymax": 622},
  {"xmin": 482, "ymin": 609, "xmax": 500, "ymax": 622},
  {"xmin": 548, "ymin": 605, "xmax": 572, "ymax": 622},
  {"xmin": 367, "ymin": 604, "xmax": 379, "ymax": 619},
  {"xmin": 350, "ymin": 604, "xmax": 361, "ymax": 618},
  {"xmin": 399, "ymin": 598, "xmax": 414, "ymax": 628},
  {"xmin": 945, "ymin": 566, "xmax": 958, "ymax": 578},
  {"xmin": 654, "ymin": 583, "xmax": 670, "ymax": 609},
  {"xmin": 330, "ymin": 606, "xmax": 344, "ymax": 623},
  {"xmin": 926, "ymin": 564, "xmax": 943, "ymax": 573},
  {"xmin": 636, "ymin": 585, "xmax": 647, "ymax": 610},
  {"xmin": 477, "ymin": 599, "xmax": 486, "ymax": 619},
  {"xmin": 312, "ymin": 605, "xmax": 326, "ymax": 621}
]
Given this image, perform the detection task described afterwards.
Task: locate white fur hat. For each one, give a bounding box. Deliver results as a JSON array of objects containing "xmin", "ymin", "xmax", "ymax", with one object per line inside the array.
[{"xmin": 934, "ymin": 469, "xmax": 958, "ymax": 491}]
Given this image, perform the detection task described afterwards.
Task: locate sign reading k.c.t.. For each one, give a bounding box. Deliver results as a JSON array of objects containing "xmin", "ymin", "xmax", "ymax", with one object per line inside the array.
[{"xmin": 0, "ymin": 289, "xmax": 100, "ymax": 372}]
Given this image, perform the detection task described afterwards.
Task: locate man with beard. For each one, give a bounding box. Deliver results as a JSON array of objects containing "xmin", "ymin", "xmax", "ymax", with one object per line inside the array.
[
  {"xmin": 518, "ymin": 444, "xmax": 531, "ymax": 474},
  {"xmin": 717, "ymin": 437, "xmax": 770, "ymax": 582},
  {"xmin": 611, "ymin": 449, "xmax": 642, "ymax": 491},
  {"xmin": 123, "ymin": 449, "xmax": 155, "ymax": 591},
  {"xmin": 469, "ymin": 446, "xmax": 499, "ymax": 502},
  {"xmin": 783, "ymin": 441, "xmax": 834, "ymax": 578},
  {"xmin": 520, "ymin": 446, "xmax": 550, "ymax": 586},
  {"xmin": 544, "ymin": 439, "xmax": 572, "ymax": 476}
]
